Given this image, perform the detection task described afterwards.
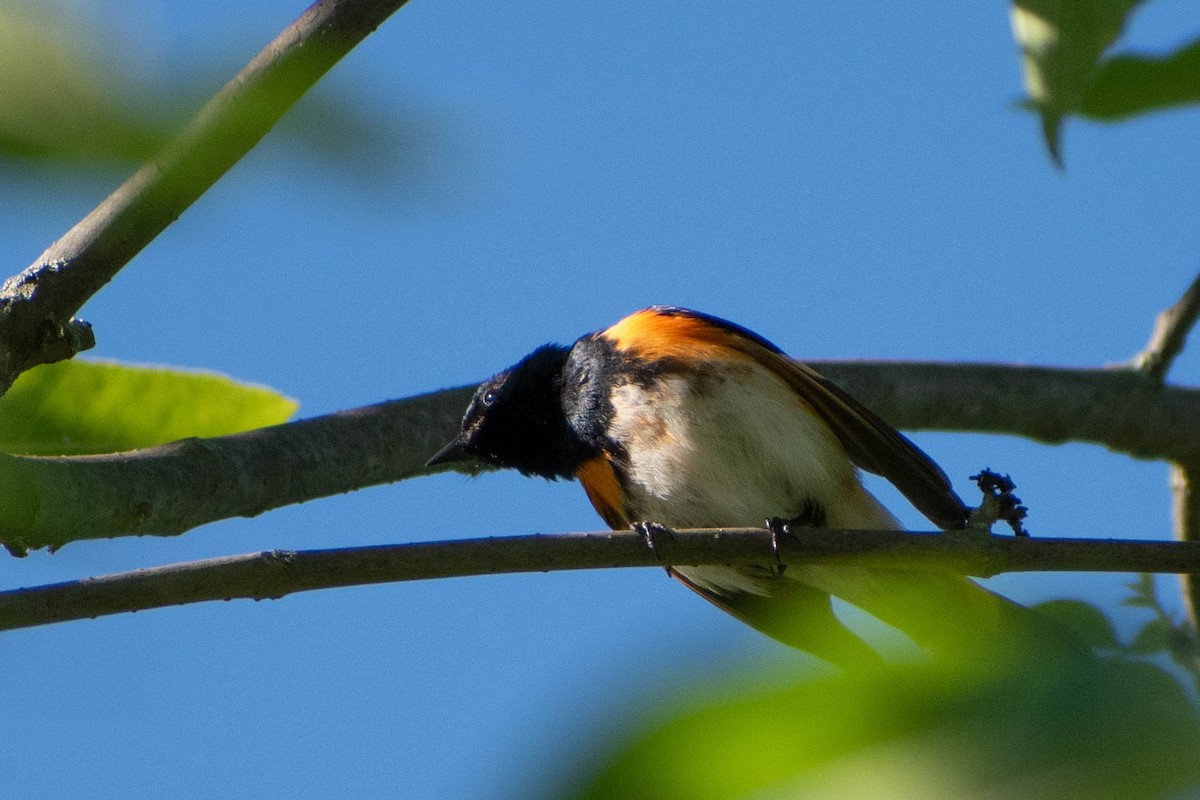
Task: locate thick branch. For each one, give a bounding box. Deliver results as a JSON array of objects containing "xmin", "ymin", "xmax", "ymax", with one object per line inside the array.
[
  {"xmin": 811, "ymin": 361, "xmax": 1200, "ymax": 463},
  {"xmin": 0, "ymin": 0, "xmax": 411, "ymax": 393},
  {"xmin": 0, "ymin": 386, "xmax": 475, "ymax": 553},
  {"xmin": 4, "ymin": 528, "xmax": 1200, "ymax": 632},
  {"xmin": 3, "ymin": 363, "xmax": 1199, "ymax": 553}
]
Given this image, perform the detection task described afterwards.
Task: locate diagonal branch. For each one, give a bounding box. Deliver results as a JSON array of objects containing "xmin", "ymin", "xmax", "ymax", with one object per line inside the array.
[
  {"xmin": 3, "ymin": 363, "xmax": 1199, "ymax": 554},
  {"xmin": 3, "ymin": 528, "xmax": 1200, "ymax": 632},
  {"xmin": 0, "ymin": 0, "xmax": 412, "ymax": 395},
  {"xmin": 1133, "ymin": 271, "xmax": 1200, "ymax": 383}
]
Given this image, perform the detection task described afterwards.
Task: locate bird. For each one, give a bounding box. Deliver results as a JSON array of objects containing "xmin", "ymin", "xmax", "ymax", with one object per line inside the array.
[{"xmin": 428, "ymin": 306, "xmax": 1065, "ymax": 667}]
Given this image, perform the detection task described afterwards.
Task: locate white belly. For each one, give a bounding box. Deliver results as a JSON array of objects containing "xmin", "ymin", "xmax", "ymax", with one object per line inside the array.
[
  {"xmin": 607, "ymin": 364, "xmax": 900, "ymax": 597},
  {"xmin": 609, "ymin": 364, "xmax": 896, "ymax": 528}
]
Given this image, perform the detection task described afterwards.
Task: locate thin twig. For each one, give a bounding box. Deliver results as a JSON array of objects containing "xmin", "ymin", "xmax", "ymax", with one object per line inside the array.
[
  {"xmin": 1133, "ymin": 271, "xmax": 1200, "ymax": 382},
  {"xmin": 0, "ymin": 0, "xmax": 412, "ymax": 395},
  {"xmin": 5, "ymin": 362, "xmax": 1200, "ymax": 554},
  {"xmin": 3, "ymin": 528, "xmax": 1200, "ymax": 632}
]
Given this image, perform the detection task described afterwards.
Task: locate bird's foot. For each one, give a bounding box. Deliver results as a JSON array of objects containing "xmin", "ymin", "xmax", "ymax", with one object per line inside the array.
[
  {"xmin": 631, "ymin": 521, "xmax": 675, "ymax": 577},
  {"xmin": 765, "ymin": 501, "xmax": 826, "ymax": 576}
]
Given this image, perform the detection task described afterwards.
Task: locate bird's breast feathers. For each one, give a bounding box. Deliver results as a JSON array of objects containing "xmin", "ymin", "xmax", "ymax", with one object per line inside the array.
[{"xmin": 603, "ymin": 358, "xmax": 896, "ymax": 531}]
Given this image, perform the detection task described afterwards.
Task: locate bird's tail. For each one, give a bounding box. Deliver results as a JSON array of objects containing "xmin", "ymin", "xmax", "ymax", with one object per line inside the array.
[
  {"xmin": 674, "ymin": 561, "xmax": 1085, "ymax": 668},
  {"xmin": 786, "ymin": 564, "xmax": 1087, "ymax": 663}
]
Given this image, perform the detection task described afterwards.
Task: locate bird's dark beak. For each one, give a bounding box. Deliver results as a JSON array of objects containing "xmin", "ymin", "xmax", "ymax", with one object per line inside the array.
[{"xmin": 426, "ymin": 433, "xmax": 471, "ymax": 468}]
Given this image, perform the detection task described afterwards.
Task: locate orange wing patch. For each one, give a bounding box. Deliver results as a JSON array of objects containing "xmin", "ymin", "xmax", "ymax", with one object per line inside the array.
[
  {"xmin": 602, "ymin": 307, "xmax": 754, "ymax": 364},
  {"xmin": 576, "ymin": 455, "xmax": 628, "ymax": 529}
]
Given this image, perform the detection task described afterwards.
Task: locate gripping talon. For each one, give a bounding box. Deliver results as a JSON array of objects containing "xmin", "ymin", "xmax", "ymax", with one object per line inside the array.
[
  {"xmin": 632, "ymin": 521, "xmax": 674, "ymax": 576},
  {"xmin": 765, "ymin": 517, "xmax": 790, "ymax": 576},
  {"xmin": 764, "ymin": 501, "xmax": 825, "ymax": 576}
]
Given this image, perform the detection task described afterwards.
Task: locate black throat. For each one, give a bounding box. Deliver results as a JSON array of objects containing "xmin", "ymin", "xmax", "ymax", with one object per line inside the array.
[{"xmin": 470, "ymin": 344, "xmax": 597, "ymax": 480}]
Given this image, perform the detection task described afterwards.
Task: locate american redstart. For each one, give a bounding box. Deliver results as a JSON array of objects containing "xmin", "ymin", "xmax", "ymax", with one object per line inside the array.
[{"xmin": 430, "ymin": 306, "xmax": 1062, "ymax": 666}]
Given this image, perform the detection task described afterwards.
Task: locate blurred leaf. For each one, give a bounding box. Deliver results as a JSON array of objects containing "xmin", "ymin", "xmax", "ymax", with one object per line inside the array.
[
  {"xmin": 0, "ymin": 5, "xmax": 167, "ymax": 162},
  {"xmin": 0, "ymin": 360, "xmax": 297, "ymax": 455},
  {"xmin": 1008, "ymin": 0, "xmax": 1144, "ymax": 164},
  {"xmin": 1130, "ymin": 618, "xmax": 1171, "ymax": 654},
  {"xmin": 1082, "ymin": 38, "xmax": 1200, "ymax": 120},
  {"xmin": 1009, "ymin": 2, "xmax": 1200, "ymax": 165},
  {"xmin": 558, "ymin": 643, "xmax": 1200, "ymax": 800},
  {"xmin": 0, "ymin": 3, "xmax": 427, "ymax": 177},
  {"xmin": 1121, "ymin": 573, "xmax": 1157, "ymax": 607},
  {"xmin": 1031, "ymin": 599, "xmax": 1119, "ymax": 649}
]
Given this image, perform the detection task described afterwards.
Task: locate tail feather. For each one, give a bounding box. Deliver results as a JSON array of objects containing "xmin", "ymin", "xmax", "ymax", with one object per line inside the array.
[
  {"xmin": 674, "ymin": 562, "xmax": 1086, "ymax": 666},
  {"xmin": 672, "ymin": 567, "xmax": 886, "ymax": 670},
  {"xmin": 788, "ymin": 565, "xmax": 1087, "ymax": 661}
]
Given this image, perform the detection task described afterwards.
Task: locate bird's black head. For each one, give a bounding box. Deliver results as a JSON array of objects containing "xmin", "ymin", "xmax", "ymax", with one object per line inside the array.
[{"xmin": 427, "ymin": 344, "xmax": 594, "ymax": 479}]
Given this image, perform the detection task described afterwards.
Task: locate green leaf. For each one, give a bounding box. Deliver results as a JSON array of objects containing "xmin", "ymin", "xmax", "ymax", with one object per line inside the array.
[
  {"xmin": 556, "ymin": 645, "xmax": 1200, "ymax": 800},
  {"xmin": 1008, "ymin": 0, "xmax": 1144, "ymax": 164},
  {"xmin": 0, "ymin": 360, "xmax": 297, "ymax": 455},
  {"xmin": 0, "ymin": 4, "xmax": 424, "ymax": 181},
  {"xmin": 1129, "ymin": 619, "xmax": 1171, "ymax": 655},
  {"xmin": 1031, "ymin": 599, "xmax": 1119, "ymax": 649},
  {"xmin": 1121, "ymin": 573, "xmax": 1157, "ymax": 608},
  {"xmin": 0, "ymin": 6, "xmax": 168, "ymax": 163},
  {"xmin": 1082, "ymin": 38, "xmax": 1200, "ymax": 120}
]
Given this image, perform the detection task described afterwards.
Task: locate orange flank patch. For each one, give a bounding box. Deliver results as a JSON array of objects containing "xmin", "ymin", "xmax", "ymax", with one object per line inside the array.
[
  {"xmin": 576, "ymin": 455, "xmax": 628, "ymax": 529},
  {"xmin": 601, "ymin": 308, "xmax": 754, "ymax": 364}
]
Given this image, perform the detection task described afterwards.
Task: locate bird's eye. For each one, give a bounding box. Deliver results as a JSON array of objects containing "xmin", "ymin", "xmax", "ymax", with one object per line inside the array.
[{"xmin": 482, "ymin": 389, "xmax": 498, "ymax": 406}]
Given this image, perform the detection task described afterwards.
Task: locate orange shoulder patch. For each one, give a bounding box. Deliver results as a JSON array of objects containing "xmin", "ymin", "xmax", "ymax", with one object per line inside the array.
[
  {"xmin": 576, "ymin": 455, "xmax": 628, "ymax": 529},
  {"xmin": 601, "ymin": 307, "xmax": 750, "ymax": 363}
]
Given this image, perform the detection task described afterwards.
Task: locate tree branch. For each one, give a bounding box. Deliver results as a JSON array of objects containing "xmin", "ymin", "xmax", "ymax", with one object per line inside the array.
[
  {"xmin": 4, "ymin": 527, "xmax": 1200, "ymax": 632},
  {"xmin": 810, "ymin": 362, "xmax": 1200, "ymax": 463},
  {"xmin": 3, "ymin": 363, "xmax": 1199, "ymax": 554},
  {"xmin": 1171, "ymin": 462, "xmax": 1200, "ymax": 629},
  {"xmin": 0, "ymin": 386, "xmax": 476, "ymax": 554},
  {"xmin": 1133, "ymin": 271, "xmax": 1200, "ymax": 383},
  {"xmin": 0, "ymin": 0, "xmax": 411, "ymax": 395},
  {"xmin": 1128, "ymin": 274, "xmax": 1200, "ymax": 628}
]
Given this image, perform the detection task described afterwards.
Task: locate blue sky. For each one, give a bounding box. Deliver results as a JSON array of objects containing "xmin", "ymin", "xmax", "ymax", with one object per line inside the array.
[{"xmin": 4, "ymin": 2, "xmax": 1200, "ymax": 797}]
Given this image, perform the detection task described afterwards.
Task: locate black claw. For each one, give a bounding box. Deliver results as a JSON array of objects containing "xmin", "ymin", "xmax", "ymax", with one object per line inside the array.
[
  {"xmin": 765, "ymin": 502, "xmax": 825, "ymax": 576},
  {"xmin": 632, "ymin": 521, "xmax": 674, "ymax": 576},
  {"xmin": 765, "ymin": 517, "xmax": 790, "ymax": 576}
]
